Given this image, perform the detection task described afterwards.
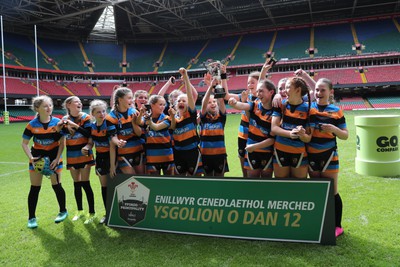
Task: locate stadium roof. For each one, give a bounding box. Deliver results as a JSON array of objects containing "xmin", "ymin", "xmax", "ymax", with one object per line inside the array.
[{"xmin": 1, "ymin": 0, "xmax": 399, "ymax": 43}]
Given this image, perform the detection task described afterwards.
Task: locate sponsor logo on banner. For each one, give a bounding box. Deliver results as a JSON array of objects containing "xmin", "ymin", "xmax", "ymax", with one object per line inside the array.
[
  {"xmin": 376, "ymin": 135, "xmax": 398, "ymax": 152},
  {"xmin": 116, "ymin": 178, "xmax": 150, "ymax": 226}
]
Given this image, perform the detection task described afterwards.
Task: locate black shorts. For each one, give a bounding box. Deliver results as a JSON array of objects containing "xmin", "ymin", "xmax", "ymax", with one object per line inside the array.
[
  {"xmin": 118, "ymin": 152, "xmax": 144, "ymax": 168},
  {"xmin": 31, "ymin": 147, "xmax": 58, "ymax": 162},
  {"xmin": 309, "ymin": 148, "xmax": 338, "ymax": 173},
  {"xmin": 95, "ymin": 152, "xmax": 110, "ymax": 176},
  {"xmin": 146, "ymin": 162, "xmax": 175, "ymax": 174},
  {"xmin": 238, "ymin": 137, "xmax": 247, "ymax": 158},
  {"xmin": 202, "ymin": 154, "xmax": 229, "ymax": 175},
  {"xmin": 245, "ymin": 152, "xmax": 273, "ymax": 171},
  {"xmin": 67, "ymin": 160, "xmax": 95, "ymax": 170},
  {"xmin": 174, "ymin": 147, "xmax": 202, "ymax": 175},
  {"xmin": 273, "ymin": 148, "xmax": 308, "ymax": 168}
]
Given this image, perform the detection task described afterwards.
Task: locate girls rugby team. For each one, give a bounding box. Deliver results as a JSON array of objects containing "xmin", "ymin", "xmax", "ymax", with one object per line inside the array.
[{"xmin": 22, "ymin": 62, "xmax": 348, "ymax": 238}]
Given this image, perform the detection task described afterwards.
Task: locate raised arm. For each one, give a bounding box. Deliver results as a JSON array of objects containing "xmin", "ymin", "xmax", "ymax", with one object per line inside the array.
[
  {"xmin": 158, "ymin": 76, "xmax": 175, "ymax": 96},
  {"xmin": 179, "ymin": 67, "xmax": 195, "ymax": 110},
  {"xmin": 295, "ymin": 69, "xmax": 316, "ymax": 88},
  {"xmin": 294, "ymin": 69, "xmax": 316, "ymax": 102},
  {"xmin": 218, "ymin": 66, "xmax": 227, "ymax": 115},
  {"xmin": 218, "ymin": 95, "xmax": 226, "ymax": 114},
  {"xmin": 222, "ymin": 78, "xmax": 240, "ymax": 102},
  {"xmin": 168, "ymin": 107, "xmax": 176, "ymax": 130},
  {"xmin": 259, "ymin": 57, "xmax": 273, "ymax": 83},
  {"xmin": 201, "ymin": 81, "xmax": 214, "ymax": 115},
  {"xmin": 228, "ymin": 97, "xmax": 251, "ymax": 111},
  {"xmin": 188, "ymin": 83, "xmax": 199, "ymax": 103}
]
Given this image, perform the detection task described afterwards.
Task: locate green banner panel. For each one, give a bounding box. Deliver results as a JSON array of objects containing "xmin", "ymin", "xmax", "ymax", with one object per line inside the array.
[{"xmin": 107, "ymin": 175, "xmax": 335, "ymax": 245}]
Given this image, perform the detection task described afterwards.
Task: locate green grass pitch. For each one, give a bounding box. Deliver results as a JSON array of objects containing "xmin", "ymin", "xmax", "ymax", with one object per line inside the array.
[{"xmin": 0, "ymin": 109, "xmax": 399, "ymax": 266}]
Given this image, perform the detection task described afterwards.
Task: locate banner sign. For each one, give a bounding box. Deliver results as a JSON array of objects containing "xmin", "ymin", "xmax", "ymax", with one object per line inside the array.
[{"xmin": 107, "ymin": 175, "xmax": 335, "ymax": 245}]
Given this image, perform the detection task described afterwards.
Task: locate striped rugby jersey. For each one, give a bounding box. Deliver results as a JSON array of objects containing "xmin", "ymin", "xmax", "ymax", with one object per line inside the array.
[
  {"xmin": 89, "ymin": 119, "xmax": 110, "ymax": 155},
  {"xmin": 106, "ymin": 107, "xmax": 143, "ymax": 156},
  {"xmin": 308, "ymin": 102, "xmax": 346, "ymax": 154},
  {"xmin": 23, "ymin": 116, "xmax": 63, "ymax": 152},
  {"xmin": 247, "ymin": 99, "xmax": 274, "ymax": 153},
  {"xmin": 63, "ymin": 112, "xmax": 94, "ymax": 165},
  {"xmin": 145, "ymin": 113, "xmax": 173, "ymax": 164},
  {"xmin": 173, "ymin": 108, "xmax": 199, "ymax": 151},
  {"xmin": 272, "ymin": 100, "xmax": 310, "ymax": 154},
  {"xmin": 238, "ymin": 94, "xmax": 257, "ymax": 140},
  {"xmin": 200, "ymin": 110, "xmax": 226, "ymax": 156}
]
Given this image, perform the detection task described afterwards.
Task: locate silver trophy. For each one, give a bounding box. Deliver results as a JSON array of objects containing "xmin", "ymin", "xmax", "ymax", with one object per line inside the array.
[
  {"xmin": 203, "ymin": 60, "xmax": 220, "ymax": 78},
  {"xmin": 203, "ymin": 60, "xmax": 226, "ymax": 98}
]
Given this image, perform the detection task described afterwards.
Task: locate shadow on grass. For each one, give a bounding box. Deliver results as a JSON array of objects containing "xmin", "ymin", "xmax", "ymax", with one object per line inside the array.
[
  {"xmin": 32, "ymin": 222, "xmax": 399, "ymax": 266},
  {"xmin": 31, "ymin": 219, "xmax": 121, "ymax": 266}
]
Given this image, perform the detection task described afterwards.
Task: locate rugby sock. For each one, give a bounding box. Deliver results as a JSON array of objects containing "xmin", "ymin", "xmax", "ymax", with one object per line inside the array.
[
  {"xmin": 28, "ymin": 185, "xmax": 41, "ymax": 219},
  {"xmin": 52, "ymin": 183, "xmax": 67, "ymax": 212},
  {"xmin": 101, "ymin": 186, "xmax": 107, "ymax": 210},
  {"xmin": 81, "ymin": 181, "xmax": 95, "ymax": 214},
  {"xmin": 74, "ymin": 182, "xmax": 83, "ymax": 211},
  {"xmin": 335, "ymin": 193, "xmax": 343, "ymax": 228}
]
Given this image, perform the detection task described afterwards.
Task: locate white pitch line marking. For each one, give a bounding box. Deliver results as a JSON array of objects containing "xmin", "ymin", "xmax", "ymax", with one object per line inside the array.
[{"xmin": 0, "ymin": 169, "xmax": 26, "ymax": 177}]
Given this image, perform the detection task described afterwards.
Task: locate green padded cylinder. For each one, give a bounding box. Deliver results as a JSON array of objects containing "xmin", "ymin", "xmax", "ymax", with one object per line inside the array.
[{"xmin": 355, "ymin": 115, "xmax": 400, "ymax": 177}]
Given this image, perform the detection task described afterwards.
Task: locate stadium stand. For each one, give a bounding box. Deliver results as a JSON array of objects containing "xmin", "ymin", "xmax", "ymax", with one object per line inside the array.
[
  {"xmin": 158, "ymin": 40, "xmax": 207, "ymax": 71},
  {"xmin": 267, "ymin": 72, "xmax": 293, "ymax": 87},
  {"xmin": 221, "ymin": 72, "xmax": 291, "ymax": 93},
  {"xmin": 129, "ymin": 81, "xmax": 155, "ymax": 92},
  {"xmin": 336, "ymin": 96, "xmax": 368, "ymax": 110},
  {"xmin": 187, "ymin": 78, "xmax": 207, "ymax": 93},
  {"xmin": 0, "ymin": 107, "xmax": 65, "ymax": 123},
  {"xmin": 2, "ymin": 19, "xmax": 399, "ymax": 73},
  {"xmin": 1, "ymin": 17, "xmax": 399, "ymax": 125},
  {"xmin": 314, "ymin": 68, "xmax": 363, "ymax": 85},
  {"xmin": 1, "ymin": 1, "xmax": 400, "ymax": 132},
  {"xmin": 83, "ymin": 43, "xmax": 123, "ymax": 72},
  {"xmin": 364, "ymin": 65, "xmax": 400, "ymax": 83},
  {"xmin": 0, "ymin": 49, "xmax": 18, "ymax": 66},
  {"xmin": 39, "ymin": 81, "xmax": 72, "ymax": 96},
  {"xmin": 224, "ymin": 75, "xmax": 247, "ymax": 91},
  {"xmin": 196, "ymin": 36, "xmax": 240, "ymax": 67},
  {"xmin": 314, "ymin": 23, "xmax": 354, "ymax": 57},
  {"xmin": 64, "ymin": 81, "xmax": 99, "ymax": 97},
  {"xmin": 367, "ymin": 96, "xmax": 400, "ymax": 108},
  {"xmin": 126, "ymin": 42, "xmax": 165, "ymax": 72},
  {"xmin": 0, "ymin": 77, "xmax": 40, "ymax": 96},
  {"xmin": 3, "ymin": 33, "xmax": 36, "ymax": 67},
  {"xmin": 94, "ymin": 81, "xmax": 164, "ymax": 97},
  {"xmin": 273, "ymin": 28, "xmax": 310, "ymax": 60},
  {"xmin": 94, "ymin": 82, "xmax": 118, "ymax": 96},
  {"xmin": 233, "ymin": 32, "xmax": 274, "ymax": 66},
  {"xmin": 354, "ymin": 19, "xmax": 400, "ymax": 54},
  {"xmin": 40, "ymin": 39, "xmax": 85, "ymax": 71}
]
